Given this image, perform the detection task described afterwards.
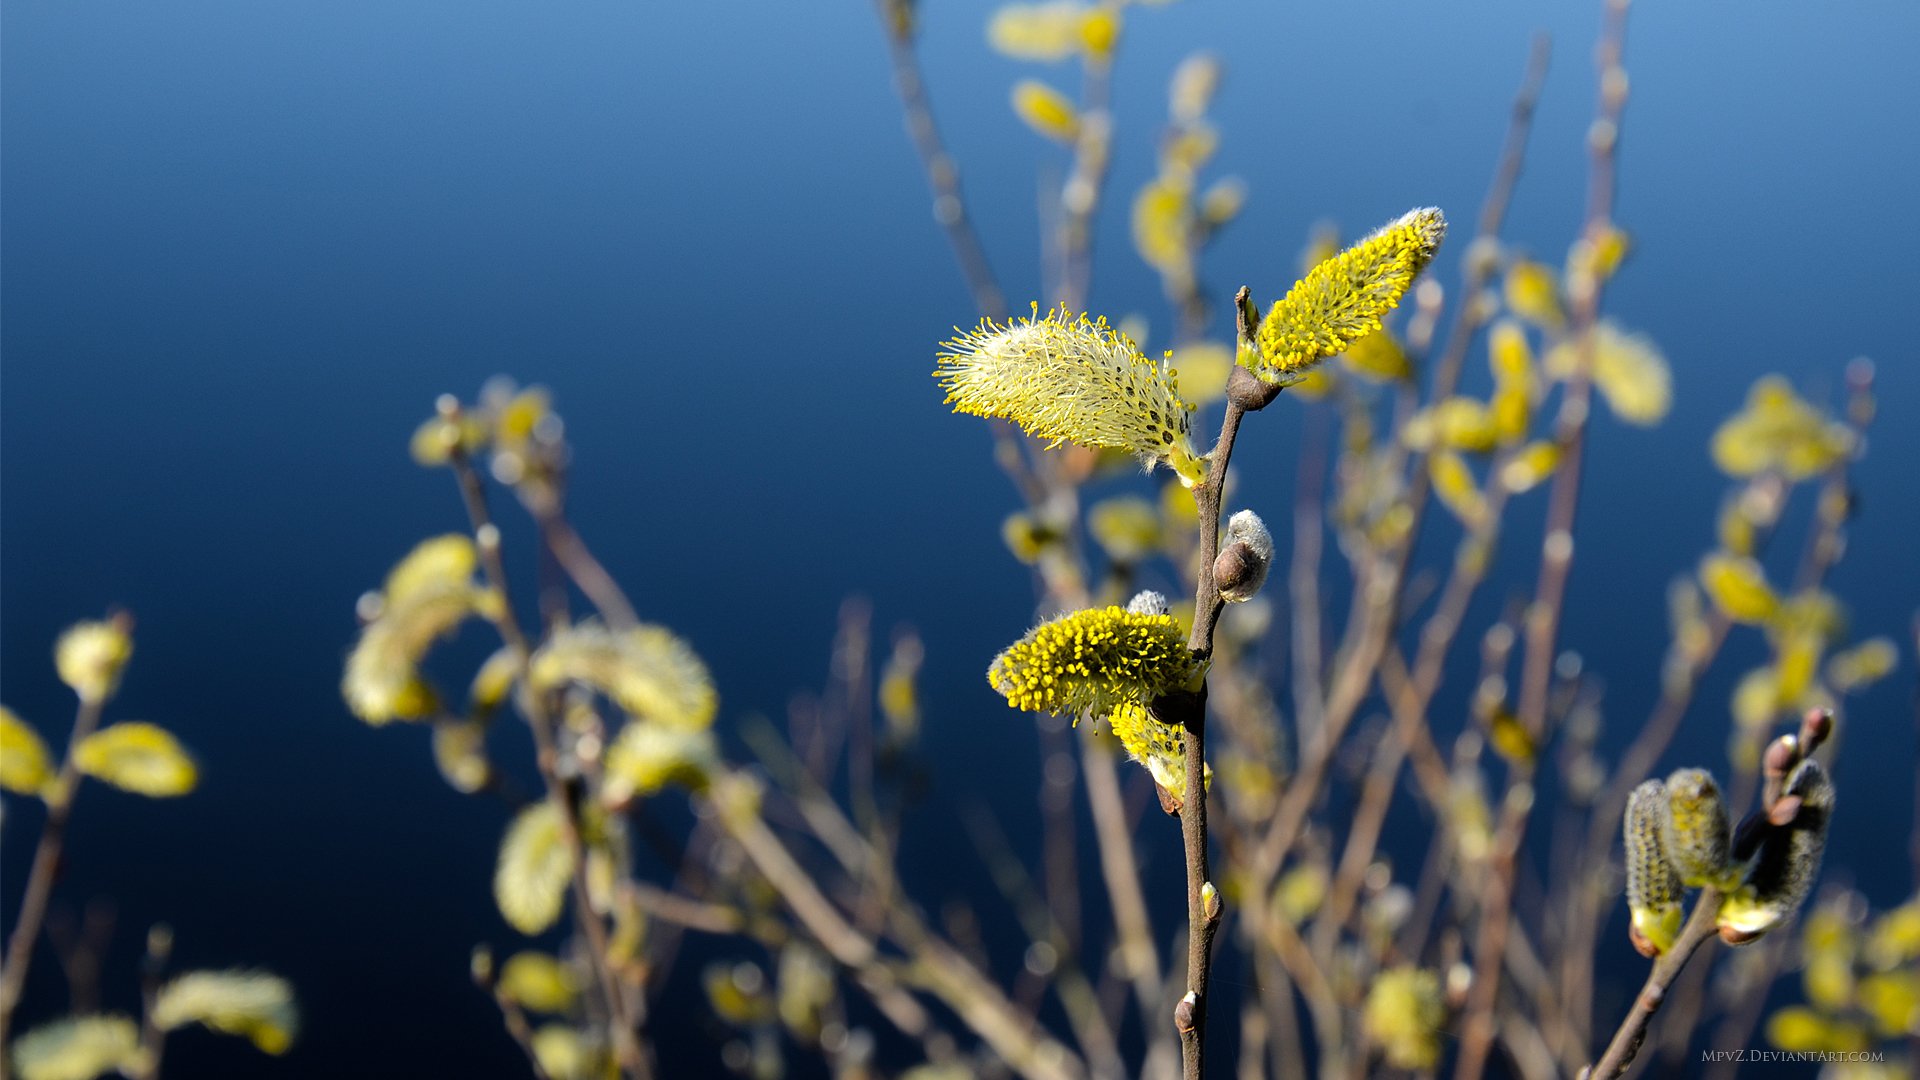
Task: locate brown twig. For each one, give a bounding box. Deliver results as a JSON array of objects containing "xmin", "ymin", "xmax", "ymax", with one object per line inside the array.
[
  {"xmin": 1457, "ymin": 9, "xmax": 1628, "ymax": 1076},
  {"xmin": 447, "ymin": 450, "xmax": 653, "ymax": 1080},
  {"xmin": 0, "ymin": 632, "xmax": 118, "ymax": 1057}
]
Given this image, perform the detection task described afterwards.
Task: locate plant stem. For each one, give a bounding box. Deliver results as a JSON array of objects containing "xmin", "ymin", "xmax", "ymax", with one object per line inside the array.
[
  {"xmin": 0, "ymin": 692, "xmax": 107, "ymax": 1063},
  {"xmin": 1581, "ymin": 893, "xmax": 1722, "ymax": 1079},
  {"xmin": 447, "ymin": 452, "xmax": 652, "ymax": 1080},
  {"xmin": 1167, "ymin": 297, "xmax": 1280, "ymax": 1075}
]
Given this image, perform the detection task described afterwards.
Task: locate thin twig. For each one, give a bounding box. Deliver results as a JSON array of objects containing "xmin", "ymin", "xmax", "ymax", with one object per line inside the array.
[
  {"xmin": 0, "ymin": 681, "xmax": 112, "ymax": 1054},
  {"xmin": 447, "ymin": 450, "xmax": 652, "ymax": 1080}
]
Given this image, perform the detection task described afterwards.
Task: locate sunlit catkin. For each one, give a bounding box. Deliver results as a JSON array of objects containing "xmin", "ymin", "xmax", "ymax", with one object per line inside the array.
[
  {"xmin": 528, "ymin": 623, "xmax": 717, "ymax": 731},
  {"xmin": 55, "ymin": 619, "xmax": 133, "ymax": 706},
  {"xmin": 1252, "ymin": 207, "xmax": 1446, "ymax": 384},
  {"xmin": 10, "ymin": 1015, "xmax": 148, "ymax": 1080},
  {"xmin": 1624, "ymin": 778, "xmax": 1684, "ymax": 956},
  {"xmin": 494, "ymin": 801, "xmax": 575, "ymax": 936},
  {"xmin": 1105, "ymin": 700, "xmax": 1207, "ymax": 801},
  {"xmin": 1362, "ymin": 966, "xmax": 1446, "ymax": 1071},
  {"xmin": 1661, "ymin": 768, "xmax": 1732, "ymax": 887},
  {"xmin": 936, "ymin": 306, "xmax": 1205, "ymax": 485},
  {"xmin": 1720, "ymin": 759, "xmax": 1835, "ymax": 939},
  {"xmin": 152, "ymin": 970, "xmax": 299, "ymax": 1055},
  {"xmin": 987, "ymin": 606, "xmax": 1196, "ymax": 718},
  {"xmin": 0, "ymin": 706, "xmax": 54, "ymax": 797}
]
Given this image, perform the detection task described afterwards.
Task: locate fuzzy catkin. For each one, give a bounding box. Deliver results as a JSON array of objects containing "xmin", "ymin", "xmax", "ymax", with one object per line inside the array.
[
  {"xmin": 1720, "ymin": 759, "xmax": 1835, "ymax": 938},
  {"xmin": 1624, "ymin": 779, "xmax": 1684, "ymax": 955},
  {"xmin": 936, "ymin": 306, "xmax": 1205, "ymax": 485},
  {"xmin": 1662, "ymin": 768, "xmax": 1732, "ymax": 887},
  {"xmin": 988, "ymin": 606, "xmax": 1196, "ymax": 718},
  {"xmin": 1253, "ymin": 208, "xmax": 1446, "ymax": 383}
]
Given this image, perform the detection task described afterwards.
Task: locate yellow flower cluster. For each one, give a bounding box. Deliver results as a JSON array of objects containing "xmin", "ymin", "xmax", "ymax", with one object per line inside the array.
[
  {"xmin": 152, "ymin": 970, "xmax": 299, "ymax": 1055},
  {"xmin": 1624, "ymin": 778, "xmax": 1684, "ymax": 955},
  {"xmin": 937, "ymin": 306, "xmax": 1205, "ymax": 486},
  {"xmin": 1362, "ymin": 966, "xmax": 1446, "ymax": 1070},
  {"xmin": 988, "ymin": 606, "xmax": 1196, "ymax": 718},
  {"xmin": 1763, "ymin": 892, "xmax": 1920, "ymax": 1059},
  {"xmin": 1104, "ymin": 701, "xmax": 1209, "ymax": 800},
  {"xmin": 528, "ymin": 622, "xmax": 717, "ymax": 731},
  {"xmin": 495, "ymin": 801, "xmax": 576, "ymax": 936},
  {"xmin": 987, "ymin": 1, "xmax": 1116, "ymax": 62},
  {"xmin": 10, "ymin": 1015, "xmax": 149, "ymax": 1080},
  {"xmin": 1011, "ymin": 80, "xmax": 1079, "ymax": 143},
  {"xmin": 1712, "ymin": 376, "xmax": 1854, "ymax": 479},
  {"xmin": 1252, "ymin": 208, "xmax": 1446, "ymax": 383},
  {"xmin": 1129, "ymin": 53, "xmax": 1242, "ymax": 307},
  {"xmin": 55, "ymin": 619, "xmax": 133, "ymax": 705},
  {"xmin": 343, "ymin": 534, "xmax": 502, "ymax": 724},
  {"xmin": 1545, "ymin": 320, "xmax": 1672, "ymax": 426},
  {"xmin": 0, "ymin": 706, "xmax": 54, "ymax": 797},
  {"xmin": 74, "ymin": 722, "xmax": 198, "ymax": 798},
  {"xmin": 497, "ymin": 952, "xmax": 580, "ymax": 1015},
  {"xmin": 1660, "ymin": 768, "xmax": 1731, "ymax": 888}
]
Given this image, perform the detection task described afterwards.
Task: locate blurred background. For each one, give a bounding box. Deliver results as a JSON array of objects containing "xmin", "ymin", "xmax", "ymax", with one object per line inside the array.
[{"xmin": 4, "ymin": 0, "xmax": 1916, "ymax": 1075}]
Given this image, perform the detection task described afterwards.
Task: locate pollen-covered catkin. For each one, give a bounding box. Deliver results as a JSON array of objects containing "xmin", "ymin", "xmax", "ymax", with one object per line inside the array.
[
  {"xmin": 936, "ymin": 306, "xmax": 1206, "ymax": 485},
  {"xmin": 1662, "ymin": 768, "xmax": 1732, "ymax": 887},
  {"xmin": 1625, "ymin": 779, "xmax": 1684, "ymax": 956},
  {"xmin": 1720, "ymin": 759, "xmax": 1835, "ymax": 939},
  {"xmin": 1252, "ymin": 208, "xmax": 1446, "ymax": 384},
  {"xmin": 1106, "ymin": 701, "xmax": 1207, "ymax": 800},
  {"xmin": 988, "ymin": 606, "xmax": 1196, "ymax": 718}
]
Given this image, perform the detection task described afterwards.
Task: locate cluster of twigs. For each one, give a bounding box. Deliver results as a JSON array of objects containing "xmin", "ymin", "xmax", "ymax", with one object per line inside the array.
[{"xmin": 332, "ymin": 2, "xmax": 1897, "ymax": 1079}]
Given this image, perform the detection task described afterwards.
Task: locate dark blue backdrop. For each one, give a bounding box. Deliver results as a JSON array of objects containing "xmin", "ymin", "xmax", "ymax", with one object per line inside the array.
[{"xmin": 4, "ymin": 1, "xmax": 1916, "ymax": 1075}]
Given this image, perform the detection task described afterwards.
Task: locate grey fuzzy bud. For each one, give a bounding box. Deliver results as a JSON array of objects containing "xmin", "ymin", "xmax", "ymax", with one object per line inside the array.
[
  {"xmin": 1216, "ymin": 510, "xmax": 1273, "ymax": 603},
  {"xmin": 1127, "ymin": 590, "xmax": 1171, "ymax": 616}
]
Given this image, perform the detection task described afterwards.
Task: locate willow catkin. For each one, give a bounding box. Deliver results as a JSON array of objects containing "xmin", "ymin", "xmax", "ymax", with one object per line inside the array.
[{"xmin": 1624, "ymin": 778, "xmax": 1684, "ymax": 955}]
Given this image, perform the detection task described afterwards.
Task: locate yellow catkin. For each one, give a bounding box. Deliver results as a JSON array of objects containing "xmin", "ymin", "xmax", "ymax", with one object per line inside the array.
[
  {"xmin": 55, "ymin": 620, "xmax": 133, "ymax": 705},
  {"xmin": 987, "ymin": 1, "xmax": 1090, "ymax": 61},
  {"xmin": 497, "ymin": 953, "xmax": 579, "ymax": 1015},
  {"xmin": 527, "ymin": 623, "xmax": 716, "ymax": 731},
  {"xmin": 73, "ymin": 722, "xmax": 197, "ymax": 797},
  {"xmin": 1362, "ymin": 967, "xmax": 1446, "ymax": 1070},
  {"xmin": 1104, "ymin": 701, "xmax": 1207, "ymax": 798},
  {"xmin": 1711, "ymin": 376, "xmax": 1854, "ymax": 479},
  {"xmin": 1661, "ymin": 769, "xmax": 1732, "ymax": 887},
  {"xmin": 988, "ymin": 606, "xmax": 1196, "ymax": 718},
  {"xmin": 1131, "ymin": 177, "xmax": 1192, "ymax": 276},
  {"xmin": 1011, "ymin": 80, "xmax": 1080, "ymax": 143},
  {"xmin": 1699, "ymin": 553, "xmax": 1780, "ymax": 624},
  {"xmin": 1503, "ymin": 259, "xmax": 1564, "ymax": 328},
  {"xmin": 495, "ymin": 801, "xmax": 575, "ymax": 936},
  {"xmin": 1625, "ymin": 779, "xmax": 1684, "ymax": 955},
  {"xmin": 937, "ymin": 306, "xmax": 1205, "ymax": 485},
  {"xmin": 1499, "ymin": 441, "xmax": 1560, "ymax": 493},
  {"xmin": 1253, "ymin": 208, "xmax": 1446, "ymax": 383},
  {"xmin": 1429, "ymin": 449, "xmax": 1485, "ymax": 526},
  {"xmin": 1340, "ymin": 330, "xmax": 1413, "ymax": 382},
  {"xmin": 1546, "ymin": 321, "xmax": 1671, "ymax": 425},
  {"xmin": 11, "ymin": 1015, "xmax": 148, "ymax": 1080},
  {"xmin": 0, "ymin": 706, "xmax": 55, "ymax": 796},
  {"xmin": 152, "ymin": 970, "xmax": 298, "ymax": 1054}
]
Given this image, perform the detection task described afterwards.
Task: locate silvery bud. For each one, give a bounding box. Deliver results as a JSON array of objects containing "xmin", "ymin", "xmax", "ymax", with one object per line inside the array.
[{"xmin": 1215, "ymin": 510, "xmax": 1274, "ymax": 603}]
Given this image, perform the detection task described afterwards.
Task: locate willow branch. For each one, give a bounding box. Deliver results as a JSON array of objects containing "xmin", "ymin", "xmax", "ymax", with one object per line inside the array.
[
  {"xmin": 0, "ymin": 680, "xmax": 111, "ymax": 1053},
  {"xmin": 447, "ymin": 452, "xmax": 651, "ymax": 1080}
]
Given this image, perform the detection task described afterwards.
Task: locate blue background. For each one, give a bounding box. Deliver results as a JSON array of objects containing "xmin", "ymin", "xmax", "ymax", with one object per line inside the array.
[{"xmin": 4, "ymin": 1, "xmax": 1916, "ymax": 1075}]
